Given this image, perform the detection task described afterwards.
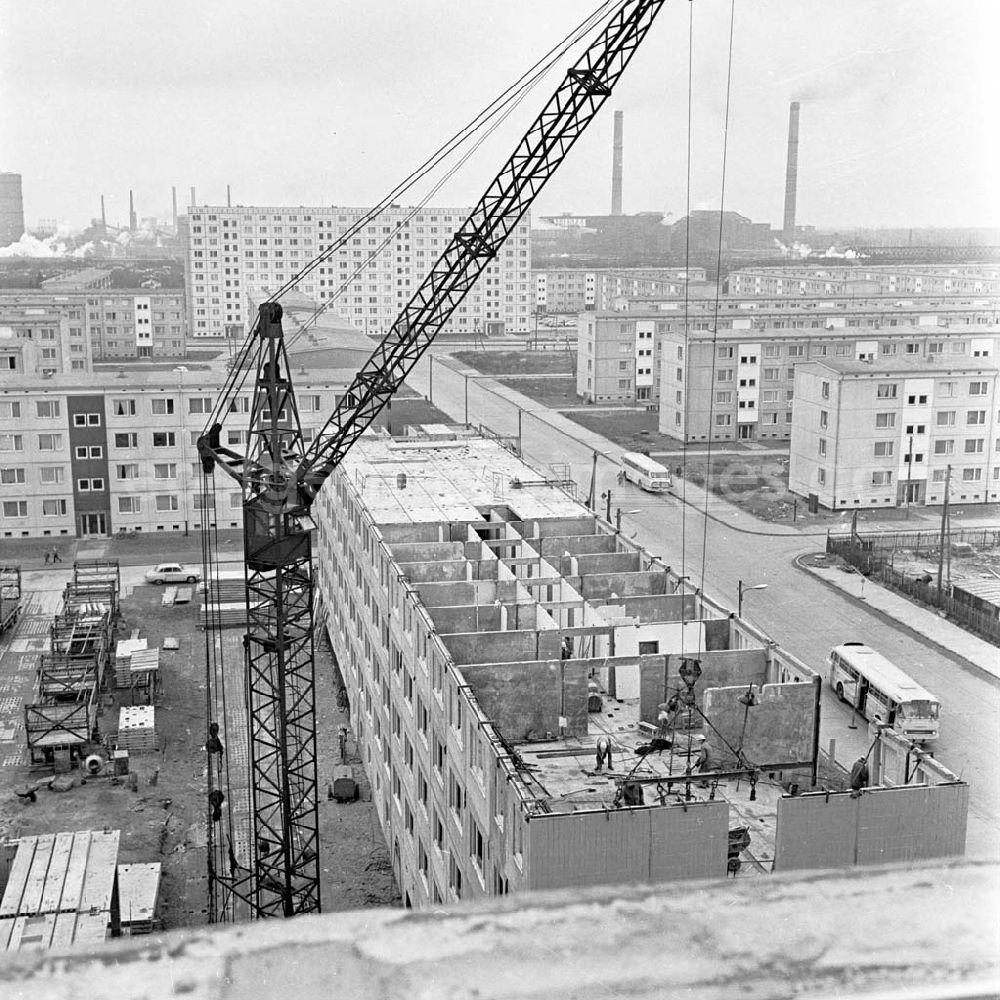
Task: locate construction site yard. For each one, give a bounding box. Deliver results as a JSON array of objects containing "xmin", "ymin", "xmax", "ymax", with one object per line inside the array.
[{"xmin": 0, "ymin": 564, "xmax": 398, "ymax": 932}]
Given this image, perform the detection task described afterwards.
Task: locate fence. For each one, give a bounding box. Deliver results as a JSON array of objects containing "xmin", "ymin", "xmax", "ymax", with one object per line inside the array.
[{"xmin": 826, "ymin": 532, "xmax": 1000, "ymax": 644}]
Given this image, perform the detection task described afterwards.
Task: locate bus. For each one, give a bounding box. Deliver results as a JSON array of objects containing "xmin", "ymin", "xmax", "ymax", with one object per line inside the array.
[
  {"xmin": 620, "ymin": 452, "xmax": 672, "ymax": 492},
  {"xmin": 827, "ymin": 642, "xmax": 940, "ymax": 743}
]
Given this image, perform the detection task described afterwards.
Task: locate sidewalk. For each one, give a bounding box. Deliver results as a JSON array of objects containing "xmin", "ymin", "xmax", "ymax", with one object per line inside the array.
[{"xmin": 796, "ymin": 553, "xmax": 1000, "ymax": 680}]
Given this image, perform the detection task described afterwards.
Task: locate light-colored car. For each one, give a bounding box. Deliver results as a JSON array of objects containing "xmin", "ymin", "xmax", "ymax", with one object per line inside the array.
[{"xmin": 144, "ymin": 563, "xmax": 202, "ymax": 585}]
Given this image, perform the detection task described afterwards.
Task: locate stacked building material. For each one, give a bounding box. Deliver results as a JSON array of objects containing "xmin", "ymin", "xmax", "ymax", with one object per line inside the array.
[
  {"xmin": 0, "ymin": 830, "xmax": 119, "ymax": 953},
  {"xmin": 129, "ymin": 649, "xmax": 160, "ymax": 702},
  {"xmin": 115, "ymin": 638, "xmax": 148, "ymax": 688},
  {"xmin": 115, "ymin": 863, "xmax": 160, "ymax": 935},
  {"xmin": 116, "ymin": 707, "xmax": 157, "ymax": 754},
  {"xmin": 199, "ymin": 601, "xmax": 260, "ymax": 630}
]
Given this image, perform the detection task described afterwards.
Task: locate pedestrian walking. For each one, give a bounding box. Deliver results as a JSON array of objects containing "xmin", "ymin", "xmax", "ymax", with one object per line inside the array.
[
  {"xmin": 51, "ymin": 547, "xmax": 62, "ymax": 563},
  {"xmin": 44, "ymin": 550, "xmax": 50, "ymax": 565}
]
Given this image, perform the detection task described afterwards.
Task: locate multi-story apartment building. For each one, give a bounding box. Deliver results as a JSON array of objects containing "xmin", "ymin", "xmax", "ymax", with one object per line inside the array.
[
  {"xmin": 533, "ymin": 267, "xmax": 706, "ymax": 314},
  {"xmin": 789, "ymin": 357, "xmax": 1000, "ymax": 508},
  {"xmin": 657, "ymin": 325, "xmax": 998, "ymax": 444},
  {"xmin": 0, "ymin": 368, "xmax": 349, "ymax": 538},
  {"xmin": 313, "ymin": 434, "xmax": 848, "ymax": 907},
  {"xmin": 575, "ymin": 307, "xmax": 999, "ymax": 440},
  {"xmin": 0, "ymin": 301, "xmax": 93, "ymax": 377},
  {"xmin": 0, "ymin": 290, "xmax": 187, "ymax": 361},
  {"xmin": 184, "ymin": 205, "xmax": 531, "ymax": 339},
  {"xmin": 727, "ymin": 265, "xmax": 1000, "ymax": 298},
  {"xmin": 314, "ymin": 433, "xmax": 968, "ymax": 908}
]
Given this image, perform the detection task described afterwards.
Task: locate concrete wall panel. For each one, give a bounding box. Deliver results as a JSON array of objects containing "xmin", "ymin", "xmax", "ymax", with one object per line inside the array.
[
  {"xmin": 460, "ymin": 661, "xmax": 567, "ymax": 741},
  {"xmin": 526, "ymin": 809, "xmax": 653, "ymax": 891},
  {"xmin": 703, "ymin": 681, "xmax": 815, "ymax": 767},
  {"xmin": 648, "ymin": 801, "xmax": 730, "ymax": 882},
  {"xmin": 857, "ymin": 784, "xmax": 968, "ymax": 865},
  {"xmin": 444, "ymin": 629, "xmax": 563, "ymax": 665},
  {"xmin": 774, "ymin": 794, "xmax": 858, "ymax": 871}
]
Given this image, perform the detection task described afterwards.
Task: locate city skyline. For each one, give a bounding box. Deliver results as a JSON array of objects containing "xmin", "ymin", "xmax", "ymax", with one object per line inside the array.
[{"xmin": 1, "ymin": 1, "xmax": 996, "ymax": 235}]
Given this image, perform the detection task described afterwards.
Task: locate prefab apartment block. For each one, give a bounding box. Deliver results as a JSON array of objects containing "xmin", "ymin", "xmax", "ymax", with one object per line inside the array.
[
  {"xmin": 789, "ymin": 357, "xmax": 1000, "ymax": 509},
  {"xmin": 315, "ymin": 435, "xmax": 967, "ymax": 907}
]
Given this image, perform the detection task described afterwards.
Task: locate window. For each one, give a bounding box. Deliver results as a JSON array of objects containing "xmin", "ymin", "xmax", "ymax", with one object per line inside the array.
[
  {"xmin": 42, "ymin": 499, "xmax": 68, "ymax": 516},
  {"xmin": 151, "ymin": 398, "xmax": 175, "ymax": 415},
  {"xmin": 717, "ymin": 346, "xmax": 734, "ymax": 359},
  {"xmin": 875, "ymin": 413, "xmax": 896, "ymax": 429},
  {"xmin": 39, "ymin": 466, "xmax": 64, "ymax": 484},
  {"xmin": 939, "ymin": 382, "xmax": 956, "ymax": 398},
  {"xmin": 818, "ymin": 439, "xmax": 827, "ymax": 457},
  {"xmin": 964, "ymin": 439, "xmax": 985, "ymax": 454},
  {"xmin": 716, "ymin": 369, "xmax": 734, "ymax": 382},
  {"xmin": 763, "ymin": 367, "xmax": 780, "ymax": 381},
  {"xmin": 962, "ymin": 468, "xmax": 983, "ymax": 482},
  {"xmin": 817, "ymin": 468, "xmax": 826, "ymax": 485},
  {"xmin": 871, "ymin": 471, "xmax": 893, "ymax": 486},
  {"xmin": 936, "ymin": 411, "xmax": 955, "ymax": 427},
  {"xmin": 876, "ymin": 383, "xmax": 898, "ymax": 399},
  {"xmin": 155, "ymin": 495, "xmax": 179, "ymax": 511},
  {"xmin": 188, "ymin": 396, "xmax": 214, "ymax": 413},
  {"xmin": 969, "ymin": 381, "xmax": 988, "ymax": 396},
  {"xmin": 934, "ymin": 440, "xmax": 954, "ymax": 455},
  {"xmin": 0, "ymin": 402, "xmax": 20, "ymax": 419},
  {"xmin": 73, "ymin": 413, "xmax": 101, "ymax": 427},
  {"xmin": 0, "ymin": 467, "xmax": 25, "ymax": 485},
  {"xmin": 819, "ymin": 410, "xmax": 828, "ymax": 429},
  {"xmin": 112, "ymin": 398, "xmax": 136, "ymax": 416},
  {"xmin": 118, "ymin": 496, "xmax": 141, "ymax": 513},
  {"xmin": 153, "ymin": 432, "xmax": 177, "ymax": 447},
  {"xmin": 77, "ymin": 478, "xmax": 105, "ymax": 491},
  {"xmin": 36, "ymin": 400, "xmax": 61, "ymax": 418},
  {"xmin": 114, "ymin": 432, "xmax": 138, "ymax": 448},
  {"xmin": 787, "ymin": 345, "xmax": 804, "ymax": 357},
  {"xmin": 74, "ymin": 445, "xmax": 102, "ymax": 459},
  {"xmin": 2, "ymin": 500, "xmax": 28, "ymax": 517},
  {"xmin": 907, "ymin": 393, "xmax": 929, "ymax": 405},
  {"xmin": 715, "ymin": 414, "xmax": 732, "ymax": 426},
  {"xmin": 821, "ymin": 381, "xmax": 830, "ymax": 400},
  {"xmin": 761, "ymin": 390, "xmax": 779, "ymax": 403},
  {"xmin": 967, "ymin": 410, "xmax": 986, "ymax": 425},
  {"xmin": 154, "ymin": 463, "xmax": 177, "ymax": 479},
  {"xmin": 874, "ymin": 441, "xmax": 893, "ymax": 457},
  {"xmin": 116, "ymin": 463, "xmax": 139, "ymax": 480},
  {"xmin": 39, "ymin": 434, "xmax": 63, "ymax": 451},
  {"xmin": 715, "ymin": 391, "xmax": 733, "ymax": 404},
  {"xmin": 904, "ymin": 424, "xmax": 926, "ymax": 435},
  {"xmin": 0, "ymin": 434, "xmax": 24, "ymax": 452}
]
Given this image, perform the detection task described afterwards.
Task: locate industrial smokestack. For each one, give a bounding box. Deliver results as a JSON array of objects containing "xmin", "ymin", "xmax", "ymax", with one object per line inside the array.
[
  {"xmin": 100, "ymin": 195, "xmax": 106, "ymax": 229},
  {"xmin": 611, "ymin": 110, "xmax": 624, "ymax": 216},
  {"xmin": 782, "ymin": 101, "xmax": 800, "ymax": 244},
  {"xmin": 128, "ymin": 189, "xmax": 137, "ymax": 233},
  {"xmin": 226, "ymin": 184, "xmax": 232, "ymax": 208},
  {"xmin": 172, "ymin": 186, "xmax": 178, "ymax": 230},
  {"xmin": 189, "ymin": 186, "xmax": 196, "ymax": 209}
]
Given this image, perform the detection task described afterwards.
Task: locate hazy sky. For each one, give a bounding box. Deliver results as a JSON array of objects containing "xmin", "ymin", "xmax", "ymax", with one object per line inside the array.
[{"xmin": 2, "ymin": 0, "xmax": 997, "ymax": 233}]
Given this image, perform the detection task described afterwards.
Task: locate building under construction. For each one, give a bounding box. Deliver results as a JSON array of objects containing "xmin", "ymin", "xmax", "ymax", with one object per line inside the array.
[{"xmin": 315, "ymin": 433, "xmax": 968, "ymax": 906}]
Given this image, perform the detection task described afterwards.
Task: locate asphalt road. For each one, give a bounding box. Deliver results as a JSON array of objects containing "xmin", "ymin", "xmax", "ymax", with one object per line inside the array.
[{"xmin": 411, "ymin": 352, "xmax": 1000, "ymax": 861}]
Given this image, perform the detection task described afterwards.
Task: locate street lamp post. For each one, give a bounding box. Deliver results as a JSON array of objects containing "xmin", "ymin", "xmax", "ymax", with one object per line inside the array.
[
  {"xmin": 738, "ymin": 580, "xmax": 768, "ymax": 617},
  {"xmin": 615, "ymin": 508, "xmax": 641, "ymax": 533}
]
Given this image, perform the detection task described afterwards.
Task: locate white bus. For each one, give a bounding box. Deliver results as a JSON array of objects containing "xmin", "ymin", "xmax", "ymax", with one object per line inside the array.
[
  {"xmin": 827, "ymin": 642, "xmax": 940, "ymax": 743},
  {"xmin": 620, "ymin": 452, "xmax": 672, "ymax": 492}
]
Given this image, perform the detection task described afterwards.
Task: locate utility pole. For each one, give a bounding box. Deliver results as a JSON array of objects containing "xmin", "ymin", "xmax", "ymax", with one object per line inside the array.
[
  {"xmin": 937, "ymin": 464, "xmax": 950, "ymax": 594},
  {"xmin": 587, "ymin": 451, "xmax": 598, "ymax": 511}
]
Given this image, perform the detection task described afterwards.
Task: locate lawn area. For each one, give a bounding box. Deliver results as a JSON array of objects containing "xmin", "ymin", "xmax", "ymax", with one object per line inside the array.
[
  {"xmin": 496, "ymin": 375, "xmax": 579, "ymax": 409},
  {"xmin": 563, "ymin": 409, "xmax": 684, "ymax": 456},
  {"xmin": 452, "ymin": 349, "xmax": 575, "ymax": 376}
]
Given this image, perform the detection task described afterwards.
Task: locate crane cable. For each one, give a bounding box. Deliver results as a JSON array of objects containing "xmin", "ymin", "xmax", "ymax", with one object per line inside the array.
[
  {"xmin": 203, "ymin": 0, "xmax": 620, "ymax": 435},
  {"xmin": 698, "ymin": 0, "xmax": 737, "ymax": 598}
]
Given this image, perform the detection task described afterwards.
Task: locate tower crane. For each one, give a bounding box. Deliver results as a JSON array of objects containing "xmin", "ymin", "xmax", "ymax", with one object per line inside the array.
[{"xmin": 198, "ymin": 0, "xmax": 666, "ymax": 921}]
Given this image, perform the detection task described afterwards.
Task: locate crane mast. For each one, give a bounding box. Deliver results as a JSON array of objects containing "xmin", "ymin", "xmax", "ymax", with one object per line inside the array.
[{"xmin": 200, "ymin": 0, "xmax": 666, "ymax": 920}]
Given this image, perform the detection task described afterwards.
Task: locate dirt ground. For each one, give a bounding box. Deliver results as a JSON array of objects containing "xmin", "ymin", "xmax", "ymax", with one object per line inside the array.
[
  {"xmin": 0, "ymin": 564, "xmax": 398, "ymax": 931},
  {"xmin": 451, "ymin": 349, "xmax": 575, "ymax": 377}
]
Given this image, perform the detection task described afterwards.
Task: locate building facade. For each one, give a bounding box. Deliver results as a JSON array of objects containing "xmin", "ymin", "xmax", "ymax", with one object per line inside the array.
[
  {"xmin": 578, "ymin": 302, "xmax": 999, "ymax": 423},
  {"xmin": 0, "ymin": 368, "xmax": 349, "ymax": 538},
  {"xmin": 0, "ymin": 290, "xmax": 187, "ymax": 361},
  {"xmin": 788, "ymin": 358, "xmax": 1000, "ymax": 508},
  {"xmin": 727, "ymin": 265, "xmax": 1000, "ymax": 298},
  {"xmin": 0, "ymin": 301, "xmax": 93, "ymax": 377},
  {"xmin": 533, "ymin": 267, "xmax": 706, "ymax": 314},
  {"xmin": 184, "ymin": 205, "xmax": 531, "ymax": 339}
]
